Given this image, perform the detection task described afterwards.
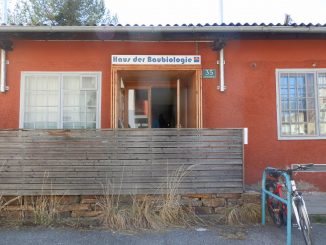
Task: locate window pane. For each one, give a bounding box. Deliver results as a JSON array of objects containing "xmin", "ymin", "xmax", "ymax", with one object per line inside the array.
[
  {"xmin": 23, "ymin": 75, "xmax": 60, "ymax": 129},
  {"xmin": 86, "ymin": 122, "xmax": 96, "ymax": 128},
  {"xmin": 318, "ymin": 73, "xmax": 326, "ymax": 131},
  {"xmin": 281, "ymin": 100, "xmax": 289, "ymax": 110},
  {"xmin": 306, "ymin": 74, "xmax": 315, "ymax": 97},
  {"xmin": 319, "ymin": 88, "xmax": 326, "ymax": 97},
  {"xmin": 63, "ymin": 76, "xmax": 80, "ymax": 90},
  {"xmin": 24, "ymin": 122, "xmax": 34, "ymax": 129},
  {"xmin": 86, "ymin": 108, "xmax": 96, "ymax": 122},
  {"xmin": 63, "ymin": 108, "xmax": 85, "ymax": 122},
  {"xmin": 82, "ymin": 76, "xmax": 97, "ymax": 90},
  {"xmin": 306, "ymin": 110, "xmax": 316, "ymax": 123},
  {"xmin": 86, "ymin": 91, "xmax": 97, "ymax": 107},
  {"xmin": 280, "ymin": 87, "xmax": 288, "ymax": 96},
  {"xmin": 281, "ymin": 125, "xmax": 291, "ymax": 135},
  {"xmin": 306, "ymin": 98, "xmax": 316, "ymax": 110},
  {"xmin": 298, "ymin": 100, "xmax": 306, "ymax": 110},
  {"xmin": 63, "ymin": 122, "xmax": 74, "ymax": 129},
  {"xmin": 64, "ymin": 92, "xmax": 83, "ymax": 107},
  {"xmin": 320, "ymin": 123, "xmax": 326, "ymax": 135},
  {"xmin": 281, "ymin": 112, "xmax": 290, "ymax": 123},
  {"xmin": 280, "ymin": 75, "xmax": 288, "ymax": 87},
  {"xmin": 320, "ymin": 111, "xmax": 326, "ymax": 122},
  {"xmin": 289, "ymin": 100, "xmax": 297, "ymax": 110}
]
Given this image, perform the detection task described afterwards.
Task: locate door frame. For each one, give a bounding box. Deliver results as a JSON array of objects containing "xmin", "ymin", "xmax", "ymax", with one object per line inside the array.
[{"xmin": 111, "ymin": 65, "xmax": 202, "ymax": 128}]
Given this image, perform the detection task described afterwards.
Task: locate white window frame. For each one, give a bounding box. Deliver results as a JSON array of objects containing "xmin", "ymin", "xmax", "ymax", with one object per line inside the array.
[
  {"xmin": 276, "ymin": 68, "xmax": 326, "ymax": 140},
  {"xmin": 20, "ymin": 71, "xmax": 102, "ymax": 129}
]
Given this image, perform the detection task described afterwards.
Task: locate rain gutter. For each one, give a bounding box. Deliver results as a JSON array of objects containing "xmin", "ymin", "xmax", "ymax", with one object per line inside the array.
[{"xmin": 1, "ymin": 25, "xmax": 326, "ymax": 34}]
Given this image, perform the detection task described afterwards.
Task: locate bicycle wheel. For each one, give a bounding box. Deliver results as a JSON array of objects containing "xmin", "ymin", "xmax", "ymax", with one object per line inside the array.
[
  {"xmin": 296, "ymin": 201, "xmax": 313, "ymax": 245},
  {"xmin": 267, "ymin": 197, "xmax": 284, "ymax": 227}
]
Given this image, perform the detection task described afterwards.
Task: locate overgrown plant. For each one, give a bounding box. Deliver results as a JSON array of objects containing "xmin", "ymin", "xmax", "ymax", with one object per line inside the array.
[
  {"xmin": 0, "ymin": 161, "xmax": 23, "ymax": 220},
  {"xmin": 0, "ymin": 196, "xmax": 22, "ymax": 212},
  {"xmin": 30, "ymin": 195, "xmax": 60, "ymax": 225},
  {"xmin": 159, "ymin": 165, "xmax": 200, "ymax": 226},
  {"xmin": 97, "ymin": 164, "xmax": 202, "ymax": 231},
  {"xmin": 30, "ymin": 172, "xmax": 62, "ymax": 226},
  {"xmin": 225, "ymin": 203, "xmax": 261, "ymax": 225}
]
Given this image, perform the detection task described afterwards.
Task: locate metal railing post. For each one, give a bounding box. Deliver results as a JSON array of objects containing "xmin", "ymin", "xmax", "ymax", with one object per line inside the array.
[
  {"xmin": 262, "ymin": 168, "xmax": 293, "ymax": 245},
  {"xmin": 282, "ymin": 172, "xmax": 292, "ymax": 245},
  {"xmin": 262, "ymin": 170, "xmax": 266, "ymax": 225}
]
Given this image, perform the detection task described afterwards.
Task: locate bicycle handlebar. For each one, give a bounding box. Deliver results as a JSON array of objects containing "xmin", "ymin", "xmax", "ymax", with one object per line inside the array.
[
  {"xmin": 265, "ymin": 163, "xmax": 314, "ymax": 178},
  {"xmin": 292, "ymin": 163, "xmax": 314, "ymax": 171}
]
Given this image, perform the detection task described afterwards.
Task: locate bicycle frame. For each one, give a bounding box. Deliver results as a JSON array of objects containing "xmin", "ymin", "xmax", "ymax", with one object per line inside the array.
[
  {"xmin": 291, "ymin": 180, "xmax": 302, "ymax": 230},
  {"xmin": 262, "ymin": 170, "xmax": 292, "ymax": 245},
  {"xmin": 262, "ymin": 164, "xmax": 314, "ymax": 245},
  {"xmin": 266, "ymin": 178, "xmax": 287, "ymax": 225},
  {"xmin": 267, "ymin": 173, "xmax": 308, "ymax": 230}
]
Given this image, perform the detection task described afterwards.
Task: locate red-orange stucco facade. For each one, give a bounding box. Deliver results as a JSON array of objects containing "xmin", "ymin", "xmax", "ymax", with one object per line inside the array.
[{"xmin": 1, "ymin": 39, "xmax": 325, "ymax": 190}]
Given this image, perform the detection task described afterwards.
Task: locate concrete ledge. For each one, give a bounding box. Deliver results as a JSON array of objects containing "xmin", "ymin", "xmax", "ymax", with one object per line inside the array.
[{"xmin": 303, "ymin": 192, "xmax": 326, "ymax": 215}]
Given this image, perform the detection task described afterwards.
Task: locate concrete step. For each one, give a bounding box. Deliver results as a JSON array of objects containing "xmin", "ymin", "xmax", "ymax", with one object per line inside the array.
[{"xmin": 303, "ymin": 192, "xmax": 326, "ymax": 215}]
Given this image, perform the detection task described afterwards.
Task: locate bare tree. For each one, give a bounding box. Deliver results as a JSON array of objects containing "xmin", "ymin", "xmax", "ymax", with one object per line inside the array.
[{"xmin": 9, "ymin": 0, "xmax": 118, "ymax": 25}]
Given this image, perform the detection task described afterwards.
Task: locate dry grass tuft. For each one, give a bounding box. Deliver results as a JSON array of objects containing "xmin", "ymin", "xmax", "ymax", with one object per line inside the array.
[
  {"xmin": 97, "ymin": 165, "xmax": 202, "ymax": 231},
  {"xmin": 29, "ymin": 172, "xmax": 62, "ymax": 226},
  {"xmin": 96, "ymin": 195, "xmax": 163, "ymax": 231},
  {"xmin": 0, "ymin": 196, "xmax": 22, "ymax": 212},
  {"xmin": 30, "ymin": 195, "xmax": 61, "ymax": 226},
  {"xmin": 225, "ymin": 203, "xmax": 261, "ymax": 225},
  {"xmin": 158, "ymin": 165, "xmax": 201, "ymax": 227}
]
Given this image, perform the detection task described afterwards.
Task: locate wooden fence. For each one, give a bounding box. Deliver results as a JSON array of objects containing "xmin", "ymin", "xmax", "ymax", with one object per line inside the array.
[{"xmin": 0, "ymin": 129, "xmax": 244, "ymax": 195}]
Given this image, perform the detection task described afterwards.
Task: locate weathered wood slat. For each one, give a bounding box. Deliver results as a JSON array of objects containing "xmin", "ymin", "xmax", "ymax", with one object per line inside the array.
[
  {"xmin": 2, "ymin": 159, "xmax": 243, "ymax": 165},
  {"xmin": 2, "ymin": 164, "xmax": 242, "ymax": 172},
  {"xmin": 1, "ymin": 159, "xmax": 243, "ymax": 166},
  {"xmin": 0, "ymin": 146, "xmax": 243, "ymax": 153},
  {"xmin": 0, "ymin": 172, "xmax": 243, "ymax": 179},
  {"xmin": 0, "ymin": 129, "xmax": 244, "ymax": 195},
  {"xmin": 0, "ymin": 187, "xmax": 244, "ymax": 196},
  {"xmin": 0, "ymin": 182, "xmax": 244, "ymax": 191},
  {"xmin": 0, "ymin": 176, "xmax": 243, "ymax": 184},
  {"xmin": 0, "ymin": 153, "xmax": 243, "ymax": 161}
]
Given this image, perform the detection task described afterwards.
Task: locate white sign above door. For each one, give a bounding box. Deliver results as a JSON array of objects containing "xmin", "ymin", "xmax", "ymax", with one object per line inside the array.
[{"xmin": 112, "ymin": 55, "xmax": 201, "ymax": 65}]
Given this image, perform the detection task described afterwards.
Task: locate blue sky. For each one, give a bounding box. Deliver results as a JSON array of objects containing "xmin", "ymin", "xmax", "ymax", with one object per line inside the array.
[{"xmin": 107, "ymin": 0, "xmax": 326, "ymax": 25}]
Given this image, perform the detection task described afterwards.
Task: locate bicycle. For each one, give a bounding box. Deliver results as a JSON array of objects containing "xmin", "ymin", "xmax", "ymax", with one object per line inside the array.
[{"xmin": 265, "ymin": 164, "xmax": 314, "ymax": 245}]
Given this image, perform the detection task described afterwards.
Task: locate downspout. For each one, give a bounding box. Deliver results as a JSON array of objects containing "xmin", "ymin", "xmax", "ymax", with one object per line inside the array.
[
  {"xmin": 1, "ymin": 0, "xmax": 8, "ymax": 93},
  {"xmin": 213, "ymin": 40, "xmax": 226, "ymax": 92},
  {"xmin": 218, "ymin": 0, "xmax": 225, "ymax": 92},
  {"xmin": 0, "ymin": 49, "xmax": 7, "ymax": 92},
  {"xmin": 219, "ymin": 48, "xmax": 225, "ymax": 92}
]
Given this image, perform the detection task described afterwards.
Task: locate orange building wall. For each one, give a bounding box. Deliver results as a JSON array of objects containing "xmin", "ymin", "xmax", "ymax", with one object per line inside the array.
[
  {"xmin": 1, "ymin": 39, "xmax": 326, "ymax": 190},
  {"xmin": 203, "ymin": 40, "xmax": 326, "ymax": 190}
]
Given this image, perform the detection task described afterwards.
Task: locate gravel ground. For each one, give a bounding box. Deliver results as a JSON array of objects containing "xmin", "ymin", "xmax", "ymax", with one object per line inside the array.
[{"xmin": 0, "ymin": 223, "xmax": 325, "ymax": 245}]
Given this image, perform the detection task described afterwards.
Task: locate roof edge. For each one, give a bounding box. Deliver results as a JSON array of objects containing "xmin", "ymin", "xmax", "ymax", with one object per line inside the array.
[{"xmin": 1, "ymin": 25, "xmax": 326, "ymax": 33}]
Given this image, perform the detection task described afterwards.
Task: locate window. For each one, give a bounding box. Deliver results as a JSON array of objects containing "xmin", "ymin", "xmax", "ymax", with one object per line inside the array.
[
  {"xmin": 277, "ymin": 69, "xmax": 326, "ymax": 139},
  {"xmin": 20, "ymin": 72, "xmax": 101, "ymax": 129}
]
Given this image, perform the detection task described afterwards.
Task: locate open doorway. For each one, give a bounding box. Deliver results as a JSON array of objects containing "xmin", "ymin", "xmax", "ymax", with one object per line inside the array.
[
  {"xmin": 151, "ymin": 88, "xmax": 176, "ymax": 128},
  {"xmin": 111, "ymin": 68, "xmax": 202, "ymax": 128}
]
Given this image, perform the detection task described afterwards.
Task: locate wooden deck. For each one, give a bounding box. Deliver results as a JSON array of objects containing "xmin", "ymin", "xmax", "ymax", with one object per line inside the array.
[{"xmin": 0, "ymin": 129, "xmax": 244, "ymax": 195}]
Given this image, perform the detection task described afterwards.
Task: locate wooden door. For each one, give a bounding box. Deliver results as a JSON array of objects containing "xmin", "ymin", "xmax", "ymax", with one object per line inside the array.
[
  {"xmin": 177, "ymin": 79, "xmax": 188, "ymax": 128},
  {"xmin": 117, "ymin": 75, "xmax": 125, "ymax": 128},
  {"xmin": 187, "ymin": 73, "xmax": 197, "ymax": 128}
]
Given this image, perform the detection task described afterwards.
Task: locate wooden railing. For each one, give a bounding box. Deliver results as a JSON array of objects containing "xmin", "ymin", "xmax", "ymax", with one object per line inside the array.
[{"xmin": 0, "ymin": 129, "xmax": 244, "ymax": 195}]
